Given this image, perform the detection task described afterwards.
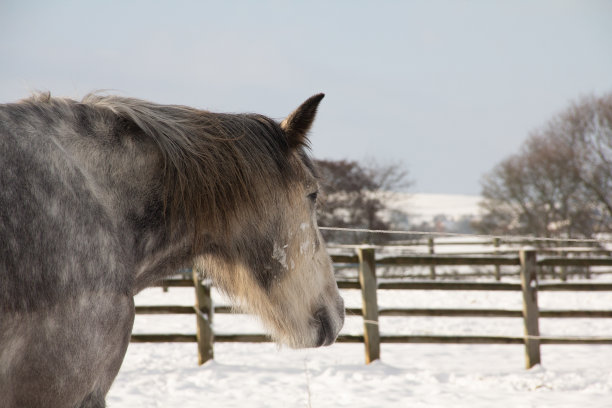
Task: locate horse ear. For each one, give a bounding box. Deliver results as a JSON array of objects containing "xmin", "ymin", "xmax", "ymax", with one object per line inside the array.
[{"xmin": 280, "ymin": 93, "xmax": 325, "ymax": 149}]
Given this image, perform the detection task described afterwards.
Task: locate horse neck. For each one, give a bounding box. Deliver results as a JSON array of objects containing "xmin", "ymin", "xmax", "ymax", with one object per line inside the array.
[
  {"xmin": 99, "ymin": 133, "xmax": 197, "ymax": 292},
  {"xmin": 53, "ymin": 106, "xmax": 196, "ymax": 292}
]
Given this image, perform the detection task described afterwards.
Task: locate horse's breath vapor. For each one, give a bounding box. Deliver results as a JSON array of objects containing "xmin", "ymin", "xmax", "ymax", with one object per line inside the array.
[{"xmin": 0, "ymin": 92, "xmax": 344, "ymax": 408}]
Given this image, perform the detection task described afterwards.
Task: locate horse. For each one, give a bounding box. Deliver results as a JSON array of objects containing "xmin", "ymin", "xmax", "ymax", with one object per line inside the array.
[{"xmin": 0, "ymin": 92, "xmax": 345, "ymax": 408}]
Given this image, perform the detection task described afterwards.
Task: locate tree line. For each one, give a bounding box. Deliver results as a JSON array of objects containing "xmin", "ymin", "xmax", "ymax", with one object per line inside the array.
[{"xmin": 315, "ymin": 91, "xmax": 612, "ymax": 243}]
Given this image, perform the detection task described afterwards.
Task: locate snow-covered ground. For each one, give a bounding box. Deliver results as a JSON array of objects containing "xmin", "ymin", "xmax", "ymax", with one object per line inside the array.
[{"xmin": 109, "ymin": 284, "xmax": 612, "ymax": 407}]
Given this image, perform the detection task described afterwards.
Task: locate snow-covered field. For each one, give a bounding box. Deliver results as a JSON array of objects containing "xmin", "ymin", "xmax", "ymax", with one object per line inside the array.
[
  {"xmin": 387, "ymin": 192, "xmax": 483, "ymax": 226},
  {"xmin": 109, "ymin": 284, "xmax": 612, "ymax": 407},
  {"xmin": 108, "ymin": 194, "xmax": 612, "ymax": 407}
]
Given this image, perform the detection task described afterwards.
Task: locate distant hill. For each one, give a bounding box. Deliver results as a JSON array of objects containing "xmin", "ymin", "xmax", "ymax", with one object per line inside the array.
[{"xmin": 384, "ymin": 193, "xmax": 482, "ymax": 233}]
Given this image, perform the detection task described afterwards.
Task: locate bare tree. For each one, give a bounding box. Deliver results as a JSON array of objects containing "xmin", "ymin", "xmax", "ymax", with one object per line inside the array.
[
  {"xmin": 314, "ymin": 159, "xmax": 411, "ymax": 243},
  {"xmin": 476, "ymin": 92, "xmax": 612, "ymax": 239},
  {"xmin": 558, "ymin": 94, "xmax": 612, "ymax": 231}
]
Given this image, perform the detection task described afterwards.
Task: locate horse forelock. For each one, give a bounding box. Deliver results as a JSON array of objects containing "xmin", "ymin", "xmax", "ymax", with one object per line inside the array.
[{"xmin": 78, "ymin": 94, "xmax": 298, "ymax": 244}]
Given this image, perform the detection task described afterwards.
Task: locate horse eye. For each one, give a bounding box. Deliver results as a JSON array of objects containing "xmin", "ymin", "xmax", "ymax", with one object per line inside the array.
[{"xmin": 307, "ymin": 191, "xmax": 318, "ymax": 203}]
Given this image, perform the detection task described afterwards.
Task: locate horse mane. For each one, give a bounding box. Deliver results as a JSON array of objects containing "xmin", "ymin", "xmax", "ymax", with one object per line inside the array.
[{"xmin": 78, "ymin": 93, "xmax": 295, "ymax": 242}]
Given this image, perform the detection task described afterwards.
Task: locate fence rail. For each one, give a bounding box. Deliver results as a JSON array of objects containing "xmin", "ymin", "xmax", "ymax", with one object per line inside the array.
[
  {"xmin": 135, "ymin": 305, "xmax": 612, "ymax": 319},
  {"xmin": 133, "ymin": 247, "xmax": 612, "ymax": 369}
]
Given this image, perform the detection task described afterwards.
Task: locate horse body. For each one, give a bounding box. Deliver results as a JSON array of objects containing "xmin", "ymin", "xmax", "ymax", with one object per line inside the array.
[
  {"xmin": 0, "ymin": 98, "xmax": 149, "ymax": 407},
  {"xmin": 0, "ymin": 93, "xmax": 343, "ymax": 407}
]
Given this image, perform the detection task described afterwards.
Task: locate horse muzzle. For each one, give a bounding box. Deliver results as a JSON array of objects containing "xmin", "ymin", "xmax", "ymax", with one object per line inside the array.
[{"xmin": 313, "ymin": 296, "xmax": 345, "ymax": 347}]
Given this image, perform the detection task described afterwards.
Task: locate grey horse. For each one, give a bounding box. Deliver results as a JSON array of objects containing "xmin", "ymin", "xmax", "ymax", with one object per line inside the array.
[{"xmin": 0, "ymin": 92, "xmax": 344, "ymax": 407}]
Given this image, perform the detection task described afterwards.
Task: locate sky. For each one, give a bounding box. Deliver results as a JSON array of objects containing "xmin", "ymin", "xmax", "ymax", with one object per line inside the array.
[{"xmin": 1, "ymin": 1, "xmax": 611, "ymax": 194}]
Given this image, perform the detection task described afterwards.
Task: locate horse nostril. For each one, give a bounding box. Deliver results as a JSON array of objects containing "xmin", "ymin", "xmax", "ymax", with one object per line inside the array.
[{"xmin": 314, "ymin": 307, "xmax": 334, "ymax": 347}]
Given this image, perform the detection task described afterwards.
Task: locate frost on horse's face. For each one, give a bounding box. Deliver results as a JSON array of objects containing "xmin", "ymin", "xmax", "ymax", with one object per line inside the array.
[{"xmin": 0, "ymin": 91, "xmax": 343, "ymax": 407}]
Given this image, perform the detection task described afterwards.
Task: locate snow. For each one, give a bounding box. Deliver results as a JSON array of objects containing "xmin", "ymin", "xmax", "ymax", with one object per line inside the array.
[
  {"xmin": 387, "ymin": 192, "xmax": 483, "ymax": 225},
  {"xmin": 272, "ymin": 243, "xmax": 289, "ymax": 270},
  {"xmin": 109, "ymin": 284, "xmax": 612, "ymax": 407}
]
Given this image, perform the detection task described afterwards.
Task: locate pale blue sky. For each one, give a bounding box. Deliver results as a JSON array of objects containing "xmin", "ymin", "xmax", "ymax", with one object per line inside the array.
[{"xmin": 2, "ymin": 1, "xmax": 611, "ymax": 194}]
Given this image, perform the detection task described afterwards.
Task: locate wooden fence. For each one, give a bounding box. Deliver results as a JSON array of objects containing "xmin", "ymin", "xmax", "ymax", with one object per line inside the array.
[
  {"xmin": 330, "ymin": 237, "xmax": 612, "ymax": 281},
  {"xmin": 131, "ymin": 247, "xmax": 612, "ymax": 369}
]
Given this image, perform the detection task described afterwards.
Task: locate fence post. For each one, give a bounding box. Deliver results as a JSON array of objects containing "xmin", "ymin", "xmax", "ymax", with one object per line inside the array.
[
  {"xmin": 560, "ymin": 250, "xmax": 568, "ymax": 281},
  {"xmin": 428, "ymin": 238, "xmax": 436, "ymax": 280},
  {"xmin": 494, "ymin": 238, "xmax": 501, "ymax": 281},
  {"xmin": 358, "ymin": 246, "xmax": 380, "ymax": 363},
  {"xmin": 193, "ymin": 268, "xmax": 214, "ymax": 365},
  {"xmin": 585, "ymin": 251, "xmax": 591, "ymax": 279},
  {"xmin": 519, "ymin": 249, "xmax": 541, "ymax": 368}
]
